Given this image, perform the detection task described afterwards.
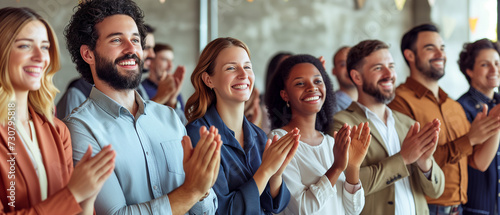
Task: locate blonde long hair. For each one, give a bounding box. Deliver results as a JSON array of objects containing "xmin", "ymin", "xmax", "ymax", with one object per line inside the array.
[
  {"xmin": 0, "ymin": 7, "xmax": 60, "ymax": 124},
  {"xmin": 185, "ymin": 37, "xmax": 250, "ymax": 123}
]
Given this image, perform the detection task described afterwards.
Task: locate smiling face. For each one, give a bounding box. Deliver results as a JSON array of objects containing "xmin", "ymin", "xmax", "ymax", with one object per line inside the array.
[
  {"xmin": 282, "ymin": 63, "xmax": 326, "ymax": 116},
  {"xmin": 204, "ymin": 46, "xmax": 254, "ymax": 104},
  {"xmin": 413, "ymin": 31, "xmax": 446, "ymax": 80},
  {"xmin": 92, "ymin": 14, "xmax": 143, "ymax": 90},
  {"xmin": 8, "ymin": 20, "xmax": 50, "ymax": 93},
  {"xmin": 468, "ymin": 48, "xmax": 500, "ymax": 95},
  {"xmin": 355, "ymin": 49, "xmax": 396, "ymax": 104}
]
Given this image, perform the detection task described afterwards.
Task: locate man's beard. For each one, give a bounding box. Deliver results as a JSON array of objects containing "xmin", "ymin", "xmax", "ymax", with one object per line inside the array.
[
  {"xmin": 95, "ymin": 52, "xmax": 143, "ymax": 90},
  {"xmin": 362, "ymin": 78, "xmax": 395, "ymax": 104},
  {"xmin": 415, "ymin": 54, "xmax": 445, "ymax": 81}
]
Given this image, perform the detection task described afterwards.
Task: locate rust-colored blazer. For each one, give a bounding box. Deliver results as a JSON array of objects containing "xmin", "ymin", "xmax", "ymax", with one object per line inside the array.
[{"xmin": 0, "ymin": 106, "xmax": 81, "ymax": 214}]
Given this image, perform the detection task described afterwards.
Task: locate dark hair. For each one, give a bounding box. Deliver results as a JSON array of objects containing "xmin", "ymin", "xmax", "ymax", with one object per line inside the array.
[
  {"xmin": 145, "ymin": 24, "xmax": 155, "ymax": 34},
  {"xmin": 154, "ymin": 43, "xmax": 173, "ymax": 53},
  {"xmin": 265, "ymin": 54, "xmax": 335, "ymax": 132},
  {"xmin": 401, "ymin": 24, "xmax": 439, "ymax": 66},
  {"xmin": 64, "ymin": 0, "xmax": 146, "ymax": 84},
  {"xmin": 265, "ymin": 52, "xmax": 293, "ymax": 92},
  {"xmin": 458, "ymin": 38, "xmax": 500, "ymax": 83},
  {"xmin": 347, "ymin": 40, "xmax": 389, "ymax": 84},
  {"xmin": 332, "ymin": 46, "xmax": 350, "ymax": 66}
]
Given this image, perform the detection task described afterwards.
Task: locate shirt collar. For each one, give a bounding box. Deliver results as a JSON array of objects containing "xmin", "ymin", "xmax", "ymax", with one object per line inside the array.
[
  {"xmin": 468, "ymin": 87, "xmax": 500, "ymax": 104},
  {"xmin": 356, "ymin": 102, "xmax": 394, "ymax": 125},
  {"xmin": 204, "ymin": 105, "xmax": 258, "ymax": 149},
  {"xmin": 404, "ymin": 77, "xmax": 448, "ymax": 103},
  {"xmin": 89, "ymin": 87, "xmax": 147, "ymax": 119}
]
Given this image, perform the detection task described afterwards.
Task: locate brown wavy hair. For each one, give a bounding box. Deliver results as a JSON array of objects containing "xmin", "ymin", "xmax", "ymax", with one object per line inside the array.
[
  {"xmin": 185, "ymin": 37, "xmax": 250, "ymax": 123},
  {"xmin": 0, "ymin": 7, "xmax": 60, "ymax": 124}
]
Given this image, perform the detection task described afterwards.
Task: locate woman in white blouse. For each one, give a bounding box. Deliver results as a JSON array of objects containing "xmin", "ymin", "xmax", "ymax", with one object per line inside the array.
[{"xmin": 265, "ymin": 54, "xmax": 371, "ymax": 215}]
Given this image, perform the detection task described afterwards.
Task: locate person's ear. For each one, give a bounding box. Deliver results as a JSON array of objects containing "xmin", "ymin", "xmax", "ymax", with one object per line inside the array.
[
  {"xmin": 280, "ymin": 90, "xmax": 289, "ymax": 102},
  {"xmin": 465, "ymin": 68, "xmax": 474, "ymax": 82},
  {"xmin": 80, "ymin": 45, "xmax": 95, "ymax": 65},
  {"xmin": 404, "ymin": 49, "xmax": 415, "ymax": 64},
  {"xmin": 350, "ymin": 69, "xmax": 363, "ymax": 86},
  {"xmin": 202, "ymin": 72, "xmax": 214, "ymax": 89}
]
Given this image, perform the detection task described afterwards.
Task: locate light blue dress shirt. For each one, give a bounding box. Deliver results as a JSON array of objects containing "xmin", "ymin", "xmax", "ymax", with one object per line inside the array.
[{"xmin": 64, "ymin": 87, "xmax": 217, "ymax": 215}]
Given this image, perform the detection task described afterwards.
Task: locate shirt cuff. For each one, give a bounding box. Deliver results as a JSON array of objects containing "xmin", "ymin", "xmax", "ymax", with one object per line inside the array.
[
  {"xmin": 344, "ymin": 179, "xmax": 362, "ymax": 194},
  {"xmin": 422, "ymin": 167, "xmax": 432, "ymax": 180}
]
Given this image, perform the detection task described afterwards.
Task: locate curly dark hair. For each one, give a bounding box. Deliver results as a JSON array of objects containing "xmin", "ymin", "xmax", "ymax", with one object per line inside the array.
[
  {"xmin": 401, "ymin": 24, "xmax": 439, "ymax": 66},
  {"xmin": 347, "ymin": 40, "xmax": 389, "ymax": 85},
  {"xmin": 458, "ymin": 38, "xmax": 500, "ymax": 83},
  {"xmin": 64, "ymin": 0, "xmax": 147, "ymax": 84},
  {"xmin": 265, "ymin": 54, "xmax": 336, "ymax": 132}
]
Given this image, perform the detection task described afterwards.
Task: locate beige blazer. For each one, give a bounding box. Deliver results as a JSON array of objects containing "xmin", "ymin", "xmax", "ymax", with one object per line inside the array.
[{"xmin": 330, "ymin": 102, "xmax": 445, "ymax": 215}]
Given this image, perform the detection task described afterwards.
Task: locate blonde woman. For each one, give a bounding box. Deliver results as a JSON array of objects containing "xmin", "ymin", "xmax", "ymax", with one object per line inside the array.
[{"xmin": 0, "ymin": 7, "xmax": 115, "ymax": 214}]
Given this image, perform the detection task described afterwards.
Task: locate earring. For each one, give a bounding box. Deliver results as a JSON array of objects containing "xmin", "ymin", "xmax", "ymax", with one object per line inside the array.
[{"xmin": 286, "ymin": 101, "xmax": 290, "ymax": 107}]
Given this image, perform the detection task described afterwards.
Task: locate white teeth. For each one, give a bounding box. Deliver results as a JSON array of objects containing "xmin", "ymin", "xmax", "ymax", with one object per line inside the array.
[
  {"xmin": 233, "ymin": 84, "xmax": 247, "ymax": 89},
  {"xmin": 304, "ymin": 96, "xmax": 320, "ymax": 101},
  {"xmin": 119, "ymin": 60, "xmax": 136, "ymax": 66},
  {"xmin": 24, "ymin": 67, "xmax": 41, "ymax": 73}
]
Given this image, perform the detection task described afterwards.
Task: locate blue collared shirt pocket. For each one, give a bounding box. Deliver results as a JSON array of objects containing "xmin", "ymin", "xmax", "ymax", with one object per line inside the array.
[{"xmin": 160, "ymin": 140, "xmax": 184, "ymax": 174}]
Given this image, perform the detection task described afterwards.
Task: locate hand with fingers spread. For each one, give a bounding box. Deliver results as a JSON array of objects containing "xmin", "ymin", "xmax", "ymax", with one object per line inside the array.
[
  {"xmin": 468, "ymin": 104, "xmax": 500, "ymax": 146},
  {"xmin": 415, "ymin": 119, "xmax": 441, "ymax": 171},
  {"xmin": 181, "ymin": 126, "xmax": 222, "ymax": 199},
  {"xmin": 331, "ymin": 123, "xmax": 352, "ymax": 172},
  {"xmin": 400, "ymin": 120, "xmax": 440, "ymax": 165},
  {"xmin": 67, "ymin": 144, "xmax": 116, "ymax": 203}
]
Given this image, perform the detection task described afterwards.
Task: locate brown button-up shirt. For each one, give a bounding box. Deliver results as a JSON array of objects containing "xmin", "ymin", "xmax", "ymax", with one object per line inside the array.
[{"xmin": 388, "ymin": 77, "xmax": 474, "ymax": 206}]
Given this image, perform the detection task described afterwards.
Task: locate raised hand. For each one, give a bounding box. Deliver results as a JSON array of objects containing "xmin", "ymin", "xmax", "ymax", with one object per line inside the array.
[
  {"xmin": 167, "ymin": 66, "xmax": 186, "ymax": 108},
  {"xmin": 181, "ymin": 126, "xmax": 222, "ymax": 198},
  {"xmin": 68, "ymin": 144, "xmax": 115, "ymax": 203},
  {"xmin": 260, "ymin": 128, "xmax": 300, "ymax": 178},
  {"xmin": 400, "ymin": 120, "xmax": 440, "ymax": 165},
  {"xmin": 415, "ymin": 119, "xmax": 441, "ymax": 171},
  {"xmin": 318, "ymin": 56, "xmax": 326, "ymax": 70},
  {"xmin": 468, "ymin": 104, "xmax": 500, "ymax": 146},
  {"xmin": 332, "ymin": 123, "xmax": 351, "ymax": 172},
  {"xmin": 151, "ymin": 73, "xmax": 176, "ymax": 105},
  {"xmin": 348, "ymin": 122, "xmax": 371, "ymax": 168}
]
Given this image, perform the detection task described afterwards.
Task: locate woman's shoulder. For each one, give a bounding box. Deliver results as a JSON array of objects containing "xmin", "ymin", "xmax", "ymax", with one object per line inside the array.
[{"xmin": 268, "ymin": 128, "xmax": 287, "ymax": 139}]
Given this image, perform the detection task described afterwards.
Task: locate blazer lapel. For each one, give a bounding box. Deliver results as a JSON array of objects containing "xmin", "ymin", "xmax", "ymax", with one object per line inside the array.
[
  {"xmin": 347, "ymin": 103, "xmax": 389, "ymax": 155},
  {"xmin": 29, "ymin": 107, "xmax": 65, "ymax": 196}
]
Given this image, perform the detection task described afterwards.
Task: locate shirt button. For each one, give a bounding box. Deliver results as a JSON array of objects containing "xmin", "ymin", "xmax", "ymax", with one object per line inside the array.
[
  {"xmin": 498, "ymin": 179, "xmax": 500, "ymax": 183},
  {"xmin": 153, "ymin": 185, "xmax": 158, "ymax": 190},
  {"xmin": 498, "ymin": 193, "xmax": 500, "ymax": 197},
  {"xmin": 146, "ymin": 151, "xmax": 149, "ymax": 155}
]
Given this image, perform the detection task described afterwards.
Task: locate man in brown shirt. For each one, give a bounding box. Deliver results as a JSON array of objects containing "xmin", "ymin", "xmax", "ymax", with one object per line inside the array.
[{"xmin": 389, "ymin": 24, "xmax": 500, "ymax": 215}]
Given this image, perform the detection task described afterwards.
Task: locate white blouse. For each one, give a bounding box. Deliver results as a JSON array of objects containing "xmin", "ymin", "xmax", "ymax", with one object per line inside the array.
[{"xmin": 269, "ymin": 129, "xmax": 364, "ymax": 215}]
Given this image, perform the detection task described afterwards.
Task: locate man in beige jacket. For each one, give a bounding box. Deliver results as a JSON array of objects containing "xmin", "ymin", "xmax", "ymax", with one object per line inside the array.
[{"xmin": 331, "ymin": 39, "xmax": 444, "ymax": 215}]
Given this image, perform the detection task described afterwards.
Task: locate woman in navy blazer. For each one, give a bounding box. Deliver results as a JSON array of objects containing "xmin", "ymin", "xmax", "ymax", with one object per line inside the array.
[{"xmin": 185, "ymin": 37, "xmax": 300, "ymax": 215}]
